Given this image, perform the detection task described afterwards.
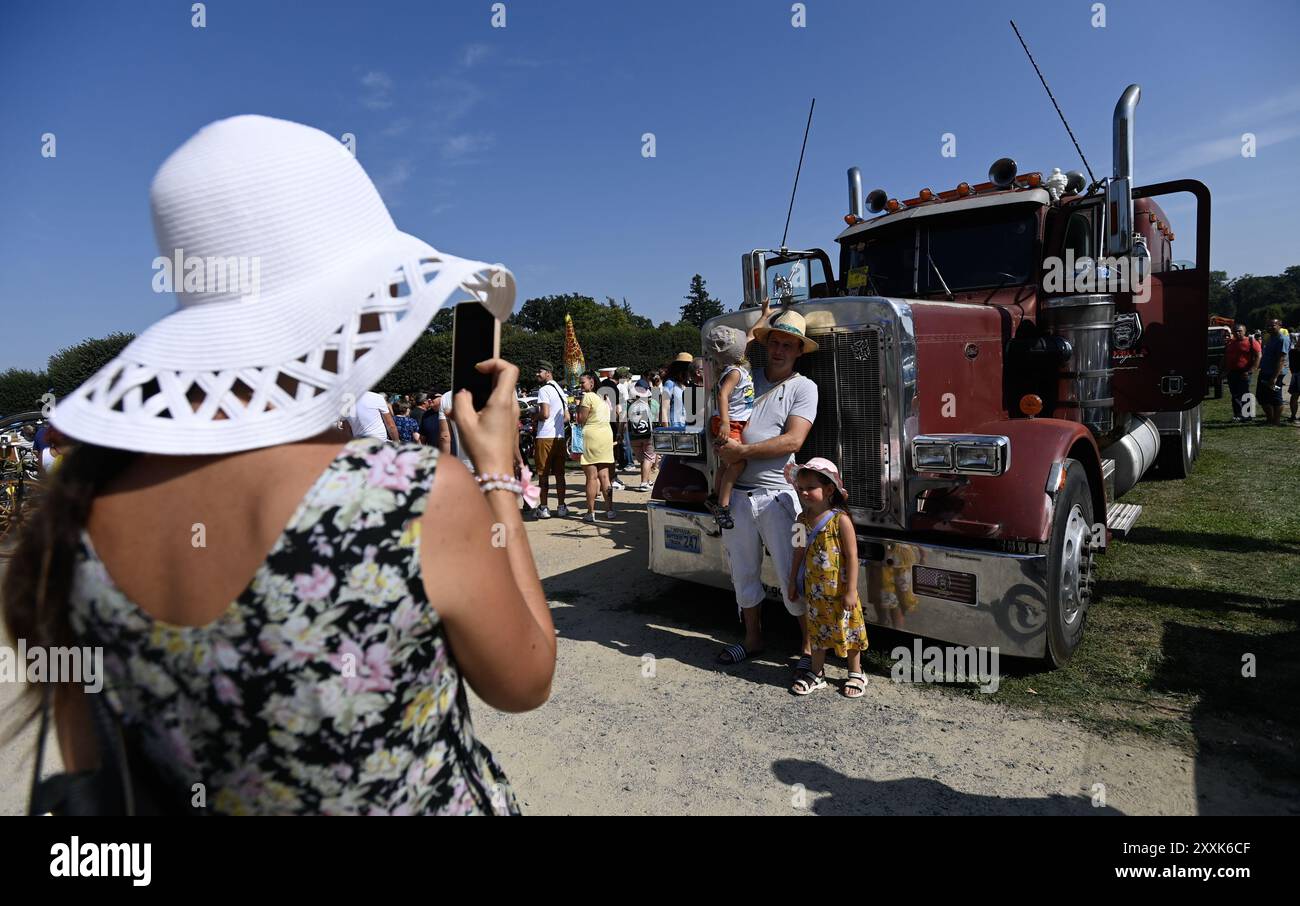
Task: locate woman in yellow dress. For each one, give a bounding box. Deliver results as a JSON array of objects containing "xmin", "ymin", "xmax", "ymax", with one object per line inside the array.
[{"xmin": 576, "ymin": 371, "xmax": 616, "ymax": 523}]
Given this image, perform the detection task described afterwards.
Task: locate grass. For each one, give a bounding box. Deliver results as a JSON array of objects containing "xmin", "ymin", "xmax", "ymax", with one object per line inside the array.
[{"xmin": 868, "ymin": 394, "xmax": 1300, "ymax": 777}]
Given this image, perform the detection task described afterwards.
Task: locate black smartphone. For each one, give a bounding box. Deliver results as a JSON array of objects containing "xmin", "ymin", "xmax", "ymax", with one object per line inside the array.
[{"xmin": 452, "ymin": 301, "xmax": 501, "ymax": 411}]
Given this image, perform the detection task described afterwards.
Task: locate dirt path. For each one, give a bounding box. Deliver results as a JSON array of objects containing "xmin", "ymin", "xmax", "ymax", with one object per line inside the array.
[{"xmin": 469, "ymin": 492, "xmax": 1294, "ymax": 815}]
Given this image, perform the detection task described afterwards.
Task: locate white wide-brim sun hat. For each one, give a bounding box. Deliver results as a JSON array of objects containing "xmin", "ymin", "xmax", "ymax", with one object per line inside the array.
[{"xmin": 52, "ymin": 114, "xmax": 515, "ymax": 455}]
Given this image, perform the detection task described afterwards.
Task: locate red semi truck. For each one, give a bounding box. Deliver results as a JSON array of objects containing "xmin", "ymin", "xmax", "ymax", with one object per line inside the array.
[{"xmin": 647, "ymin": 84, "xmax": 1210, "ymax": 665}]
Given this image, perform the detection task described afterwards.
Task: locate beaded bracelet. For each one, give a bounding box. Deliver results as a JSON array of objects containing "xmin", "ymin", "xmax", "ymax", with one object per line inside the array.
[
  {"xmin": 476, "ymin": 475, "xmax": 524, "ymax": 497},
  {"xmin": 474, "ymin": 472, "xmax": 515, "ymax": 486}
]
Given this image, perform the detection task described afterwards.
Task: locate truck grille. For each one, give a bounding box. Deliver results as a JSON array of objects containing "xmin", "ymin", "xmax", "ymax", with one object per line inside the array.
[{"xmin": 750, "ymin": 329, "xmax": 885, "ymax": 510}]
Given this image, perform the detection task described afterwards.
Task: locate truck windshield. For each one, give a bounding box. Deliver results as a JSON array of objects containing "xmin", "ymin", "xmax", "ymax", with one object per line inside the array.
[
  {"xmin": 923, "ymin": 205, "xmax": 1038, "ymax": 292},
  {"xmin": 841, "ymin": 229, "xmax": 914, "ymax": 296},
  {"xmin": 840, "ymin": 203, "xmax": 1040, "ymax": 296}
]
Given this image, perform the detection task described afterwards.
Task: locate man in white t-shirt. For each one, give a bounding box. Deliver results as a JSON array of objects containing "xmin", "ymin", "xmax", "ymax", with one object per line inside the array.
[
  {"xmin": 347, "ymin": 390, "xmax": 398, "ymax": 442},
  {"xmin": 532, "ymin": 360, "xmax": 570, "ymax": 518},
  {"xmin": 715, "ymin": 311, "xmax": 819, "ymax": 674}
]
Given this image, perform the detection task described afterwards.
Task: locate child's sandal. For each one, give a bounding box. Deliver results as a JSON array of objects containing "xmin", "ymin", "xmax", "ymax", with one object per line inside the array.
[
  {"xmin": 790, "ymin": 669, "xmax": 828, "ymax": 696},
  {"xmin": 842, "ymin": 672, "xmax": 868, "ymax": 698},
  {"xmin": 715, "ymin": 505, "xmax": 734, "ymax": 530}
]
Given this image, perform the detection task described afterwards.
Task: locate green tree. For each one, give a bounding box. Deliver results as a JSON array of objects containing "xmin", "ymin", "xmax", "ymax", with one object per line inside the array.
[
  {"xmin": 508, "ymin": 293, "xmax": 619, "ymax": 333},
  {"xmin": 1208, "ymin": 270, "xmax": 1233, "ymax": 318},
  {"xmin": 679, "ymin": 274, "xmax": 723, "ymax": 327}
]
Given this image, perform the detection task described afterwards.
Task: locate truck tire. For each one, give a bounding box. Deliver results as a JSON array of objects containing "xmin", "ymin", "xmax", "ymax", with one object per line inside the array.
[
  {"xmin": 1045, "ymin": 459, "xmax": 1095, "ymax": 667},
  {"xmin": 1154, "ymin": 408, "xmax": 1195, "ymax": 479}
]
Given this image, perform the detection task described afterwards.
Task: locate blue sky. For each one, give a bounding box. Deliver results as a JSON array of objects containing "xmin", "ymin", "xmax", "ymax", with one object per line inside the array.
[{"xmin": 2, "ymin": 0, "xmax": 1298, "ymax": 371}]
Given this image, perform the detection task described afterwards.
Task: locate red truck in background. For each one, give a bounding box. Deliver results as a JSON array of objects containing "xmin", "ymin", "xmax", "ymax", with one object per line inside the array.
[{"xmin": 647, "ymin": 84, "xmax": 1210, "ymax": 666}]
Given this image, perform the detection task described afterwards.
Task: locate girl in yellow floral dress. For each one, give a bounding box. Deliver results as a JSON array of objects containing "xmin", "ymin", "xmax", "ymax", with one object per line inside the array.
[{"xmin": 785, "ymin": 458, "xmax": 869, "ymax": 698}]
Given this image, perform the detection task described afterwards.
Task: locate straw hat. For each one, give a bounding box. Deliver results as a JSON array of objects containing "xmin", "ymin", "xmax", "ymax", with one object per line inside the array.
[
  {"xmin": 673, "ymin": 352, "xmax": 695, "ymax": 363},
  {"xmin": 52, "ymin": 115, "xmax": 514, "ymax": 455},
  {"xmin": 784, "ymin": 457, "xmax": 848, "ymax": 501},
  {"xmin": 752, "ymin": 309, "xmax": 819, "ymax": 354}
]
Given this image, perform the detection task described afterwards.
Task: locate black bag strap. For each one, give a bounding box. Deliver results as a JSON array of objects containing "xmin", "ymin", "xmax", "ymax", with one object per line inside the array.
[{"xmin": 29, "ymin": 683, "xmax": 134, "ymax": 815}]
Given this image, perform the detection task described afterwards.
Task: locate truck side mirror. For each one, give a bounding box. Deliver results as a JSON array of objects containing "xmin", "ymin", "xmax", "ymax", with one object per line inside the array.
[
  {"xmin": 741, "ymin": 251, "xmax": 767, "ymax": 309},
  {"xmin": 1131, "ymin": 234, "xmax": 1151, "ymax": 288},
  {"xmin": 1105, "ymin": 176, "xmax": 1133, "ymax": 258}
]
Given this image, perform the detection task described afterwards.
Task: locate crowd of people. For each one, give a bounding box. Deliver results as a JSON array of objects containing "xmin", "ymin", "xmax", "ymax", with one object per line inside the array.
[{"xmin": 1222, "ymin": 319, "xmax": 1297, "ymax": 426}]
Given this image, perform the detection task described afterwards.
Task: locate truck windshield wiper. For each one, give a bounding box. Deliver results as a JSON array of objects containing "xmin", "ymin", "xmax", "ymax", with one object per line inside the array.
[{"xmin": 928, "ymin": 250, "xmax": 955, "ymax": 300}]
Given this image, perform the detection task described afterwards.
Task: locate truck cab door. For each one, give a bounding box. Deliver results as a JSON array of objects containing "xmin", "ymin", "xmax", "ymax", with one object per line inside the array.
[{"xmin": 1110, "ymin": 179, "xmax": 1211, "ymax": 413}]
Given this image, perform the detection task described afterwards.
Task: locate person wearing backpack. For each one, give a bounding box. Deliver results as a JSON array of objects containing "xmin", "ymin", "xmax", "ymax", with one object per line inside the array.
[
  {"xmin": 627, "ymin": 379, "xmax": 657, "ymax": 491},
  {"xmin": 532, "ymin": 360, "xmax": 571, "ymax": 519}
]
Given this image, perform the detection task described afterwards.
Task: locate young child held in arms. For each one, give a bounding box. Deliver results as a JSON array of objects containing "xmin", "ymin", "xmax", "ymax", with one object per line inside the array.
[
  {"xmin": 705, "ymin": 299, "xmax": 771, "ymax": 529},
  {"xmin": 786, "ymin": 458, "xmax": 869, "ymax": 698}
]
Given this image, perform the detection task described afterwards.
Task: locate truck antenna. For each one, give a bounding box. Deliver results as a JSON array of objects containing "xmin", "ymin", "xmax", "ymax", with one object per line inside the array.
[
  {"xmin": 781, "ymin": 98, "xmax": 815, "ymax": 252},
  {"xmin": 1009, "ymin": 20, "xmax": 1096, "ymax": 186}
]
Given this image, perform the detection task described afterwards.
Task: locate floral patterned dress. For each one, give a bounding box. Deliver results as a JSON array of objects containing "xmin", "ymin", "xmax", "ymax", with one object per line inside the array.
[
  {"xmin": 799, "ymin": 508, "xmax": 869, "ymax": 658},
  {"xmin": 68, "ymin": 438, "xmax": 519, "ymax": 815}
]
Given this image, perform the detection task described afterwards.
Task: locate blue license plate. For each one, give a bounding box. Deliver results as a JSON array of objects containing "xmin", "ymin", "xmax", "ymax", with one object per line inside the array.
[{"xmin": 664, "ymin": 525, "xmax": 701, "ymax": 554}]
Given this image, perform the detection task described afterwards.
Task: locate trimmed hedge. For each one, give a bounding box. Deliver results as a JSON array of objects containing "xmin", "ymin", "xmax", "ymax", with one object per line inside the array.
[
  {"xmin": 0, "ymin": 323, "xmax": 704, "ymax": 415},
  {"xmin": 0, "ymin": 368, "xmax": 51, "ymax": 418},
  {"xmin": 378, "ymin": 324, "xmax": 702, "ymax": 394},
  {"xmin": 47, "ymin": 333, "xmax": 135, "ymax": 398}
]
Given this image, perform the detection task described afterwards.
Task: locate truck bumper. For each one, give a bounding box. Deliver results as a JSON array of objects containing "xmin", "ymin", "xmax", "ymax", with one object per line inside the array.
[{"xmin": 648, "ymin": 502, "xmax": 1052, "ymax": 658}]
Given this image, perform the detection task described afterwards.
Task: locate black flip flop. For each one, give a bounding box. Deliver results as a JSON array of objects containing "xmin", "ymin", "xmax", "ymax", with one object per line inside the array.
[{"xmin": 718, "ymin": 643, "xmax": 762, "ymax": 665}]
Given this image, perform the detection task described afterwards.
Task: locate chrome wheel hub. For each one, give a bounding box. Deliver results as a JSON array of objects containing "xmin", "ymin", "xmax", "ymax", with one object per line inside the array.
[{"xmin": 1059, "ymin": 504, "xmax": 1090, "ymax": 626}]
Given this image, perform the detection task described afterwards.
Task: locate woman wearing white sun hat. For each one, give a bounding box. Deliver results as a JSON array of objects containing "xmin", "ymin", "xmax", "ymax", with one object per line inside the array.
[{"xmin": 3, "ymin": 115, "xmax": 553, "ymax": 815}]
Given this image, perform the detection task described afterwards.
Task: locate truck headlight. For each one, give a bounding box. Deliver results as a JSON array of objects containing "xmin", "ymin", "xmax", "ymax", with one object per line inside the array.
[
  {"xmin": 912, "ymin": 435, "xmax": 1010, "ymax": 476},
  {"xmin": 913, "ymin": 442, "xmax": 954, "ymax": 470}
]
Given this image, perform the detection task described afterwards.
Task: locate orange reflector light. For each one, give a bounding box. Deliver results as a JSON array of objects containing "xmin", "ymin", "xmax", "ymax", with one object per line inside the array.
[
  {"xmin": 1020, "ymin": 394, "xmax": 1043, "ymax": 417},
  {"xmin": 886, "ymin": 199, "xmax": 901, "ymax": 212},
  {"xmin": 956, "ymin": 182, "xmax": 971, "ymax": 196},
  {"xmin": 919, "ymin": 188, "xmax": 933, "ymax": 201},
  {"xmin": 1147, "ymin": 211, "xmax": 1157, "ymax": 223},
  {"xmin": 1024, "ymin": 172, "xmax": 1042, "ymax": 187},
  {"xmin": 844, "ymin": 214, "xmax": 856, "ymax": 225},
  {"xmin": 1168, "ymin": 231, "xmax": 1175, "ymax": 241}
]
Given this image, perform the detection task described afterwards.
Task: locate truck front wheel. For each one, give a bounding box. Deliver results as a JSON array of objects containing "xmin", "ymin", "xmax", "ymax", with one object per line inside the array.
[{"xmin": 1045, "ymin": 459, "xmax": 1095, "ymax": 667}]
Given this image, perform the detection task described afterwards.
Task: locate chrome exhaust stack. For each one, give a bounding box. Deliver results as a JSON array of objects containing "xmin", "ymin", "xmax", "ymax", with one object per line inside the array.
[
  {"xmin": 1105, "ymin": 84, "xmax": 1141, "ymax": 256},
  {"xmin": 847, "ymin": 167, "xmax": 864, "ymax": 221},
  {"xmin": 1113, "ymin": 84, "xmax": 1140, "ymax": 182}
]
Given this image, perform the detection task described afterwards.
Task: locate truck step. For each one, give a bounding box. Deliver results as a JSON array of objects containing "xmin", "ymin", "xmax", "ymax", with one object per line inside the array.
[
  {"xmin": 1106, "ymin": 502, "xmax": 1143, "ymax": 537},
  {"xmin": 1101, "ymin": 458, "xmax": 1116, "ymax": 504}
]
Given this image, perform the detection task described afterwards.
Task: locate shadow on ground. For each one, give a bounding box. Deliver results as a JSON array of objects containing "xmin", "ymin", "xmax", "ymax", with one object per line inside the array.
[
  {"xmin": 770, "ymin": 759, "xmax": 1119, "ymax": 815},
  {"xmin": 1153, "ymin": 621, "xmax": 1300, "ymax": 814},
  {"xmin": 536, "ymin": 496, "xmax": 811, "ymax": 691}
]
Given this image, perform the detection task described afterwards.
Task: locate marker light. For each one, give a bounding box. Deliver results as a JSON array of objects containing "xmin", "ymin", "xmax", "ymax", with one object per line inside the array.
[
  {"xmin": 918, "ymin": 188, "xmax": 933, "ymax": 202},
  {"xmin": 956, "ymin": 182, "xmax": 971, "ymax": 196},
  {"xmin": 1022, "ymin": 172, "xmax": 1042, "ymax": 187},
  {"xmin": 886, "ymin": 199, "xmax": 901, "ymax": 212},
  {"xmin": 1020, "ymin": 394, "xmax": 1044, "ymax": 417}
]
